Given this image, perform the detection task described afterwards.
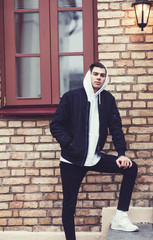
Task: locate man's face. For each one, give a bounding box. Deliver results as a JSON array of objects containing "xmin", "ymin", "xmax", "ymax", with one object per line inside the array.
[{"xmin": 91, "ymin": 67, "xmax": 106, "ymax": 93}]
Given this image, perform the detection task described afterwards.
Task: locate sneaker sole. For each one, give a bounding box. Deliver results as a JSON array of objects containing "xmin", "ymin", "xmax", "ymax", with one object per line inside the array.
[{"xmin": 111, "ymin": 226, "xmax": 139, "ymax": 232}]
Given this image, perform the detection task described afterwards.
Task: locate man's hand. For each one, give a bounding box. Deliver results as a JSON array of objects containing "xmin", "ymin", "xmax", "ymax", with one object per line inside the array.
[{"xmin": 116, "ymin": 156, "xmax": 132, "ymax": 169}]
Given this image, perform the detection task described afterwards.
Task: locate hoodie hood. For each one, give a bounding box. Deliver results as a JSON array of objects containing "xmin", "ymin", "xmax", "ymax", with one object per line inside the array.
[{"xmin": 83, "ymin": 63, "xmax": 108, "ymax": 102}]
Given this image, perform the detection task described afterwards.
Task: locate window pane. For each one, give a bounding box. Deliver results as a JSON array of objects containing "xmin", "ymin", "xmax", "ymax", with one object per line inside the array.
[
  {"xmin": 58, "ymin": 11, "xmax": 83, "ymax": 53},
  {"xmin": 15, "ymin": 13, "xmax": 40, "ymax": 54},
  {"xmin": 59, "ymin": 56, "xmax": 83, "ymax": 96},
  {"xmin": 58, "ymin": 0, "xmax": 82, "ymax": 8},
  {"xmin": 14, "ymin": 0, "xmax": 39, "ymax": 9},
  {"xmin": 16, "ymin": 57, "xmax": 41, "ymax": 98}
]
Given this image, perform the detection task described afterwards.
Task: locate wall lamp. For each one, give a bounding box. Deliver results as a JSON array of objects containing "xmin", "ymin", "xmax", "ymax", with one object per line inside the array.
[{"xmin": 132, "ymin": 0, "xmax": 153, "ymax": 31}]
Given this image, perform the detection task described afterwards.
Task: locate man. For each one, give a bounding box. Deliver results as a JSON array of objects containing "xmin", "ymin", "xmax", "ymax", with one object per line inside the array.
[{"xmin": 50, "ymin": 62, "xmax": 138, "ymax": 240}]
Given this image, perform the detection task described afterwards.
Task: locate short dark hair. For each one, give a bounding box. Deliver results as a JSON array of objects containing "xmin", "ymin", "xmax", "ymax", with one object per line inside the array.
[{"xmin": 90, "ymin": 62, "xmax": 106, "ymax": 73}]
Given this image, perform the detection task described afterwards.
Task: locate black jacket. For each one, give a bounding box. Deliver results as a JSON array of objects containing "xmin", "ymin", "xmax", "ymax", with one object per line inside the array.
[{"xmin": 50, "ymin": 88, "xmax": 126, "ymax": 166}]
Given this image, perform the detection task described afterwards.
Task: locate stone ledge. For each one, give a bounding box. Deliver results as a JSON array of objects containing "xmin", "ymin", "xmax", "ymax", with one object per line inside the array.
[{"xmin": 0, "ymin": 232, "xmax": 103, "ymax": 240}]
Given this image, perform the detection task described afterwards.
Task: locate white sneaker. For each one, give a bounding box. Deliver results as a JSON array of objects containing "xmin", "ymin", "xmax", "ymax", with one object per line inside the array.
[{"xmin": 111, "ymin": 211, "xmax": 139, "ymax": 232}]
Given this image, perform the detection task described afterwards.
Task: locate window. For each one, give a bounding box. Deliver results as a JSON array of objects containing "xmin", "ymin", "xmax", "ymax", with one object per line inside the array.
[{"xmin": 0, "ymin": 0, "xmax": 97, "ymax": 110}]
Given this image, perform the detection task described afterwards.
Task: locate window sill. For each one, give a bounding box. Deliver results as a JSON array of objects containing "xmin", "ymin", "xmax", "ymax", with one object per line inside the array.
[{"xmin": 0, "ymin": 107, "xmax": 57, "ymax": 117}]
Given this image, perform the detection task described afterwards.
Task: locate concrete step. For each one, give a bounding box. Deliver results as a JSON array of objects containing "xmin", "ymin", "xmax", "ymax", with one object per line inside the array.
[
  {"xmin": 101, "ymin": 207, "xmax": 153, "ymax": 238},
  {"xmin": 106, "ymin": 224, "xmax": 153, "ymax": 240}
]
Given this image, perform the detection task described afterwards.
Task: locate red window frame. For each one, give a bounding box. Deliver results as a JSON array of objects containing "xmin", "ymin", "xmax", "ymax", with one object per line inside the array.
[
  {"xmin": 3, "ymin": 0, "xmax": 51, "ymax": 106},
  {"xmin": 0, "ymin": 0, "xmax": 98, "ymax": 114}
]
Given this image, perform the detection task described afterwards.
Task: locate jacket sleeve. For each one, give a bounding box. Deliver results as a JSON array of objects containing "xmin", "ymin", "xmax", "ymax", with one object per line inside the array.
[
  {"xmin": 108, "ymin": 97, "xmax": 126, "ymax": 156},
  {"xmin": 50, "ymin": 93, "xmax": 72, "ymax": 147}
]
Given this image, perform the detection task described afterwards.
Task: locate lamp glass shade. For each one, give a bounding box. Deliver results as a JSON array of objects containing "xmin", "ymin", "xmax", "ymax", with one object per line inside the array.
[{"xmin": 134, "ymin": 3, "xmax": 151, "ymax": 29}]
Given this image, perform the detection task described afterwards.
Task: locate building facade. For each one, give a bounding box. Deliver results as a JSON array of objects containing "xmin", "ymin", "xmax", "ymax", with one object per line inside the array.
[{"xmin": 0, "ymin": 0, "xmax": 153, "ymax": 232}]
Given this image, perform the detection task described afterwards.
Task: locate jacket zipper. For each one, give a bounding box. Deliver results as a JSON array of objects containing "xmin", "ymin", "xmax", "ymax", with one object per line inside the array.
[
  {"xmin": 81, "ymin": 102, "xmax": 90, "ymax": 166},
  {"xmin": 96, "ymin": 94, "xmax": 104, "ymax": 156},
  {"xmin": 96, "ymin": 101, "xmax": 101, "ymax": 155}
]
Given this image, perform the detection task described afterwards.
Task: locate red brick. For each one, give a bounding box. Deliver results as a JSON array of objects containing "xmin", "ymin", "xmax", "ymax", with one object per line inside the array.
[
  {"xmin": 10, "ymin": 202, "xmax": 23, "ymax": 209},
  {"xmin": 16, "ymin": 193, "xmax": 42, "ymax": 201},
  {"xmin": 137, "ymin": 176, "xmax": 153, "ymax": 183},
  {"xmin": 48, "ymin": 209, "xmax": 61, "ymax": 217},
  {"xmin": 25, "ymin": 185, "xmax": 39, "ymax": 193},
  {"xmin": 5, "ymin": 226, "xmax": 32, "ymax": 231},
  {"xmin": 24, "ymin": 202, "xmax": 38, "ymax": 209},
  {"xmin": 83, "ymin": 184, "xmax": 102, "ymax": 192},
  {"xmin": 20, "ymin": 210, "xmax": 46, "ymax": 217},
  {"xmin": 88, "ymin": 192, "xmax": 115, "ymax": 200},
  {"xmin": 0, "ymin": 211, "xmax": 12, "ymax": 217},
  {"xmin": 44, "ymin": 193, "xmax": 58, "ymax": 200},
  {"xmin": 52, "ymin": 218, "xmax": 62, "ymax": 225},
  {"xmin": 137, "ymin": 151, "xmax": 151, "ymax": 158},
  {"xmin": 8, "ymin": 218, "xmax": 23, "ymax": 226},
  {"xmin": 39, "ymin": 218, "xmax": 51, "ymax": 225},
  {"xmin": 0, "ymin": 219, "xmax": 7, "ymax": 226},
  {"xmin": 130, "ymin": 35, "xmax": 145, "ymax": 42},
  {"xmin": 87, "ymin": 175, "xmax": 112, "ymax": 183},
  {"xmin": 24, "ymin": 218, "xmax": 38, "ymax": 225},
  {"xmin": 84, "ymin": 217, "xmax": 99, "ymax": 225},
  {"xmin": 3, "ymin": 177, "xmax": 30, "ymax": 185},
  {"xmin": 39, "ymin": 201, "xmax": 53, "ymax": 208}
]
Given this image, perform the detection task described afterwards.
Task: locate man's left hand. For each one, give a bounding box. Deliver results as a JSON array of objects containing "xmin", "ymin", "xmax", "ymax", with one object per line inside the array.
[{"xmin": 116, "ymin": 156, "xmax": 132, "ymax": 169}]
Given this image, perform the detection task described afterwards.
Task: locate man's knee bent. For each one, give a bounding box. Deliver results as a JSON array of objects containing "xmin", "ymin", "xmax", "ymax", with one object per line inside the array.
[
  {"xmin": 132, "ymin": 161, "xmax": 138, "ymax": 173},
  {"xmin": 128, "ymin": 160, "xmax": 138, "ymax": 177}
]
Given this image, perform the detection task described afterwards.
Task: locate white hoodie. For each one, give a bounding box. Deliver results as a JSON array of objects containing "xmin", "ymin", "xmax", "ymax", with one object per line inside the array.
[
  {"xmin": 83, "ymin": 66, "xmax": 108, "ymax": 166},
  {"xmin": 60, "ymin": 64, "xmax": 108, "ymax": 166}
]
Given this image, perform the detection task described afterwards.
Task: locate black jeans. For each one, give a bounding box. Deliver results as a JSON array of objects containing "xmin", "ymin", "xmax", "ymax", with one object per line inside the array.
[{"xmin": 60, "ymin": 154, "xmax": 138, "ymax": 240}]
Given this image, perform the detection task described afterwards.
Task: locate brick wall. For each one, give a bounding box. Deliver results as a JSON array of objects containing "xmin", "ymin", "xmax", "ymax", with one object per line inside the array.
[
  {"xmin": 98, "ymin": 0, "xmax": 153, "ymax": 208},
  {"xmin": 0, "ymin": 0, "xmax": 153, "ymax": 232}
]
